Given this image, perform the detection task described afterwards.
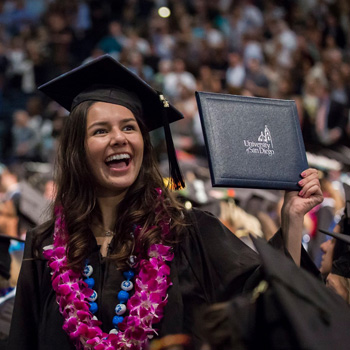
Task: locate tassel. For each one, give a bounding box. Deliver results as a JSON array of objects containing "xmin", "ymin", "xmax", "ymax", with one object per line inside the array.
[{"xmin": 158, "ymin": 93, "xmax": 185, "ymax": 190}]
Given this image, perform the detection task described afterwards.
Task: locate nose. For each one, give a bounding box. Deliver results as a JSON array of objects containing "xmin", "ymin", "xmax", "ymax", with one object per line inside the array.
[
  {"xmin": 110, "ymin": 128, "xmax": 127, "ymax": 146},
  {"xmin": 320, "ymin": 240, "xmax": 329, "ymax": 253}
]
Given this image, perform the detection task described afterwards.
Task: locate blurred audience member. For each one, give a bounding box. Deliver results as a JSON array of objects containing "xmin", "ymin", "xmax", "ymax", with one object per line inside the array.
[
  {"xmin": 0, "ymin": 235, "xmax": 24, "ymax": 347},
  {"xmin": 97, "ymin": 20, "xmax": 125, "ymax": 60},
  {"xmin": 45, "ymin": 10, "xmax": 75, "ymax": 70},
  {"xmin": 319, "ymin": 237, "xmax": 335, "ymax": 277},
  {"xmin": 152, "ymin": 58, "xmax": 173, "ymax": 92},
  {"xmin": 163, "ymin": 58, "xmax": 196, "ymax": 102},
  {"xmin": 11, "ymin": 109, "xmax": 39, "ymax": 162},
  {"xmin": 197, "ymin": 65, "xmax": 222, "ymax": 93},
  {"xmin": 226, "ymin": 50, "xmax": 246, "ymax": 94},
  {"xmin": 126, "ymin": 51, "xmax": 154, "ymax": 83},
  {"xmin": 243, "ymin": 56, "xmax": 269, "ymax": 97}
]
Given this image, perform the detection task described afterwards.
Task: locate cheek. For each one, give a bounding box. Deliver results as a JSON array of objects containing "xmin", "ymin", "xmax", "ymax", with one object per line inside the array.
[
  {"xmin": 136, "ymin": 136, "xmax": 145, "ymax": 161},
  {"xmin": 85, "ymin": 140, "xmax": 102, "ymax": 171},
  {"xmin": 86, "ymin": 139, "xmax": 104, "ymax": 158},
  {"xmin": 84, "ymin": 145, "xmax": 93, "ymax": 167},
  {"xmin": 140, "ymin": 142, "xmax": 145, "ymax": 160}
]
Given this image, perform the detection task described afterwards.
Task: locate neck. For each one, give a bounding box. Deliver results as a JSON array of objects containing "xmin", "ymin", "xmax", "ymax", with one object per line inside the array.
[{"xmin": 95, "ymin": 193, "xmax": 125, "ymax": 233}]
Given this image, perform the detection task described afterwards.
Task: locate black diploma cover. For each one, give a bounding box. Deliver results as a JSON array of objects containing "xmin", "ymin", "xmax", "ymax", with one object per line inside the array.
[{"xmin": 196, "ymin": 91, "xmax": 308, "ymax": 190}]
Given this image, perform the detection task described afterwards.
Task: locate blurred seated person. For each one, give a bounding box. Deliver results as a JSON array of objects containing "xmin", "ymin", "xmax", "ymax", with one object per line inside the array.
[
  {"xmin": 243, "ymin": 57, "xmax": 269, "ymax": 97},
  {"xmin": 97, "ymin": 20, "xmax": 125, "ymax": 60},
  {"xmin": 0, "ymin": 235, "xmax": 24, "ymax": 347},
  {"xmin": 321, "ymin": 183, "xmax": 350, "ymax": 303},
  {"xmin": 303, "ymin": 83, "xmax": 348, "ymax": 152},
  {"xmin": 0, "ymin": 165, "xmax": 20, "ymax": 214},
  {"xmin": 306, "ymin": 172, "xmax": 344, "ymax": 266},
  {"xmin": 11, "ymin": 109, "xmax": 40, "ymax": 163},
  {"xmin": 163, "ymin": 58, "xmax": 197, "ymax": 102},
  {"xmin": 225, "ymin": 50, "xmax": 245, "ymax": 94},
  {"xmin": 322, "ymin": 230, "xmax": 350, "ymax": 304},
  {"xmin": 197, "ymin": 65, "xmax": 222, "ymax": 93},
  {"xmin": 0, "ymin": 201, "xmax": 18, "ymax": 239},
  {"xmin": 0, "ymin": 165, "xmax": 20, "ymax": 238}
]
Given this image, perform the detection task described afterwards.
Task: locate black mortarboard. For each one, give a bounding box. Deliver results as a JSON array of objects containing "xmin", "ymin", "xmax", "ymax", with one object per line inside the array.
[
  {"xmin": 253, "ymin": 237, "xmax": 350, "ymax": 349},
  {"xmin": 0, "ymin": 235, "xmax": 24, "ymax": 280},
  {"xmin": 319, "ymin": 229, "xmax": 350, "ymax": 245},
  {"xmin": 38, "ymin": 54, "xmax": 185, "ymax": 189},
  {"xmin": 204, "ymin": 237, "xmax": 350, "ymax": 350}
]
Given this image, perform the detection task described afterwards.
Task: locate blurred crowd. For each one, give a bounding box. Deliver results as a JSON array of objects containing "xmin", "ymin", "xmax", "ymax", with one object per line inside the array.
[
  {"xmin": 0, "ymin": 0, "xmax": 349, "ymax": 164},
  {"xmin": 1, "ymin": 0, "xmax": 350, "ymax": 346}
]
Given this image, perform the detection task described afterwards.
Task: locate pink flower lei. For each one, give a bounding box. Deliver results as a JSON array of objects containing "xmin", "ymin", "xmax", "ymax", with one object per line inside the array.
[{"xmin": 43, "ymin": 191, "xmax": 174, "ymax": 350}]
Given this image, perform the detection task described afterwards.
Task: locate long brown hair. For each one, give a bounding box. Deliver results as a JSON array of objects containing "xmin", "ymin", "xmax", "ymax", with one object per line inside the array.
[{"xmin": 34, "ymin": 101, "xmax": 185, "ymax": 271}]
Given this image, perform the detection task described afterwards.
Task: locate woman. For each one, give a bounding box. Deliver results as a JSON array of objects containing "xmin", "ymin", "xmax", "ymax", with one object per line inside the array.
[{"xmin": 8, "ymin": 55, "xmax": 323, "ymax": 350}]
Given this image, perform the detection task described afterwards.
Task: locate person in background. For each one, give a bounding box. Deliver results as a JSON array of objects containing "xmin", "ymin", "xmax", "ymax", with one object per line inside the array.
[
  {"xmin": 319, "ymin": 237, "xmax": 336, "ymax": 277},
  {"xmin": 321, "ymin": 183, "xmax": 350, "ymax": 302},
  {"xmin": 0, "ymin": 235, "xmax": 24, "ymax": 349},
  {"xmin": 322, "ymin": 229, "xmax": 350, "ymax": 304},
  {"xmin": 0, "ymin": 165, "xmax": 20, "ymax": 238},
  {"xmin": 11, "ymin": 109, "xmax": 40, "ymax": 163},
  {"xmin": 97, "ymin": 20, "xmax": 125, "ymax": 60},
  {"xmin": 243, "ymin": 56, "xmax": 270, "ymax": 97},
  {"xmin": 225, "ymin": 50, "xmax": 246, "ymax": 94}
]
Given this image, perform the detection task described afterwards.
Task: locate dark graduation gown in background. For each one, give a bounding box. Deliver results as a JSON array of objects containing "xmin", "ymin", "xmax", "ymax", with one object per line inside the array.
[{"xmin": 8, "ymin": 209, "xmax": 317, "ymax": 350}]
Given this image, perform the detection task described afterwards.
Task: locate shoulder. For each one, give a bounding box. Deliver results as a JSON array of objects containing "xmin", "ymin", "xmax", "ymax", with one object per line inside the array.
[
  {"xmin": 184, "ymin": 207, "xmax": 228, "ymax": 233},
  {"xmin": 23, "ymin": 221, "xmax": 54, "ymax": 260},
  {"xmin": 181, "ymin": 208, "xmax": 258, "ymax": 256},
  {"xmin": 181, "ymin": 208, "xmax": 236, "ymax": 249},
  {"xmin": 184, "ymin": 207, "xmax": 217, "ymax": 221}
]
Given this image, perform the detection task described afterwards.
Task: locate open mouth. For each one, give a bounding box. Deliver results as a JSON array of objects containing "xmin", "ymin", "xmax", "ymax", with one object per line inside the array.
[{"xmin": 105, "ymin": 153, "xmax": 131, "ymax": 169}]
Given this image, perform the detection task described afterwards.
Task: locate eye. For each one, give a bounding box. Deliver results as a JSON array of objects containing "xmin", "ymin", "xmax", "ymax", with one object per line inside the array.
[
  {"xmin": 93, "ymin": 128, "xmax": 107, "ymax": 135},
  {"xmin": 123, "ymin": 124, "xmax": 136, "ymax": 131}
]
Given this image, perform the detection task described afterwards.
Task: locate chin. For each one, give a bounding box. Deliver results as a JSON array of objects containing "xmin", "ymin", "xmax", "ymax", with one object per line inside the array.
[{"xmin": 111, "ymin": 181, "xmax": 133, "ymax": 190}]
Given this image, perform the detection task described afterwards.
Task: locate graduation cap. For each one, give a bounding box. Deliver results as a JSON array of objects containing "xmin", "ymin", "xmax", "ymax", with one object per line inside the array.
[
  {"xmin": 205, "ymin": 237, "xmax": 350, "ymax": 350},
  {"xmin": 319, "ymin": 229, "xmax": 350, "ymax": 245},
  {"xmin": 38, "ymin": 54, "xmax": 185, "ymax": 189},
  {"xmin": 253, "ymin": 237, "xmax": 350, "ymax": 349},
  {"xmin": 0, "ymin": 235, "xmax": 24, "ymax": 280}
]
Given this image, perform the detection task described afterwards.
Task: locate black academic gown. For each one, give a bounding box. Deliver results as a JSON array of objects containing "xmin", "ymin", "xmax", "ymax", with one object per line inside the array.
[
  {"xmin": 0, "ymin": 288, "xmax": 15, "ymax": 350},
  {"xmin": 8, "ymin": 209, "xmax": 315, "ymax": 350}
]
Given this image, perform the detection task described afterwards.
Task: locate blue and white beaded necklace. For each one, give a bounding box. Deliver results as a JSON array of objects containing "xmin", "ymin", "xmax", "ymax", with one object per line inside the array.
[{"xmin": 83, "ymin": 228, "xmax": 137, "ymax": 334}]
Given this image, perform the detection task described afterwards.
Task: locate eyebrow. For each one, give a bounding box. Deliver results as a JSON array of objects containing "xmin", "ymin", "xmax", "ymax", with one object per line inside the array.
[{"xmin": 87, "ymin": 118, "xmax": 137, "ymax": 130}]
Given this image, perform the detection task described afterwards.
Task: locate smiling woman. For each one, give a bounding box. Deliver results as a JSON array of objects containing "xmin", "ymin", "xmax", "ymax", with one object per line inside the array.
[{"xmin": 8, "ymin": 55, "xmax": 324, "ymax": 350}]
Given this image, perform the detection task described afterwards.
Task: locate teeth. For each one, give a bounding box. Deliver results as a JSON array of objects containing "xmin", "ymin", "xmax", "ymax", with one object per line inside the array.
[{"xmin": 106, "ymin": 154, "xmax": 131, "ymax": 162}]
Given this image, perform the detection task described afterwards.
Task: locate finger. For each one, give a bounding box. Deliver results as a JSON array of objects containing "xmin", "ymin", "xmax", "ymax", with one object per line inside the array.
[
  {"xmin": 298, "ymin": 179, "xmax": 321, "ymax": 197},
  {"xmin": 298, "ymin": 172, "xmax": 319, "ymax": 187},
  {"xmin": 300, "ymin": 168, "xmax": 319, "ymax": 178},
  {"xmin": 299, "ymin": 172, "xmax": 319, "ymax": 185},
  {"xmin": 303, "ymin": 186, "xmax": 322, "ymax": 199},
  {"xmin": 300, "ymin": 182, "xmax": 323, "ymax": 198},
  {"xmin": 300, "ymin": 179, "xmax": 321, "ymax": 195}
]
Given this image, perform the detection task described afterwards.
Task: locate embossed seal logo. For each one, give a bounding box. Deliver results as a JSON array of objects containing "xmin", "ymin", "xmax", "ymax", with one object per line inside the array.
[{"xmin": 243, "ymin": 125, "xmax": 275, "ymax": 156}]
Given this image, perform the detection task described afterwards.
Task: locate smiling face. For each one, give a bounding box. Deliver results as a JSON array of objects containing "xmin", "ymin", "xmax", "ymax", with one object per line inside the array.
[{"xmin": 85, "ymin": 102, "xmax": 144, "ymax": 197}]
